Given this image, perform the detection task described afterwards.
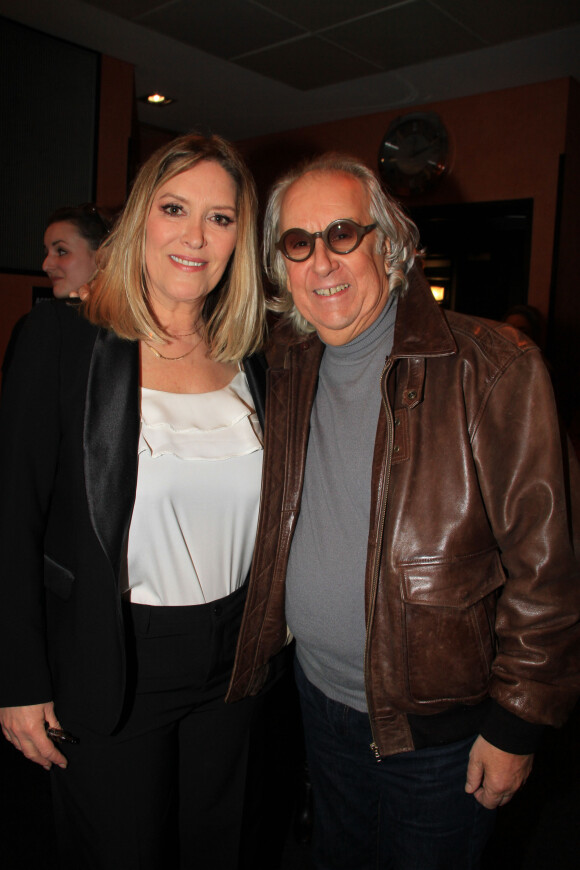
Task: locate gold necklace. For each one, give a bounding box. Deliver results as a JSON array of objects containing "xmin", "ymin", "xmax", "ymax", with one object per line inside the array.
[
  {"xmin": 167, "ymin": 327, "xmax": 198, "ymax": 338},
  {"xmin": 145, "ymin": 334, "xmax": 202, "ymax": 361}
]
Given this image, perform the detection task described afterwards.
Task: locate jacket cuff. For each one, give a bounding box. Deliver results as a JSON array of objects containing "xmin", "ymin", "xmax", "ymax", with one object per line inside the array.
[{"xmin": 479, "ymin": 700, "xmax": 545, "ymax": 754}]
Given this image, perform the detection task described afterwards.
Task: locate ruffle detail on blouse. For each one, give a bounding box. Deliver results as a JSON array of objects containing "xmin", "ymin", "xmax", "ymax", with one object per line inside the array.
[{"xmin": 139, "ymin": 371, "xmax": 263, "ymax": 461}]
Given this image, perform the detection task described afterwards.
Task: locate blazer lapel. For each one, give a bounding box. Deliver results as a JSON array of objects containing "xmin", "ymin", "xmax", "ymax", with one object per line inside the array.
[
  {"xmin": 243, "ymin": 352, "xmax": 267, "ymax": 430},
  {"xmin": 84, "ymin": 329, "xmax": 140, "ymax": 575}
]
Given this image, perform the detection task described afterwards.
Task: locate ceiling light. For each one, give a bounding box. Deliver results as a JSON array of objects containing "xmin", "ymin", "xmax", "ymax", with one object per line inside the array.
[{"xmin": 140, "ymin": 93, "xmax": 175, "ymax": 106}]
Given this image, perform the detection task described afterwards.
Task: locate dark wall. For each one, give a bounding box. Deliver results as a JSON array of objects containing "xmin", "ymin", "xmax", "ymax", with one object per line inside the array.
[{"xmin": 0, "ymin": 16, "xmax": 99, "ymax": 273}]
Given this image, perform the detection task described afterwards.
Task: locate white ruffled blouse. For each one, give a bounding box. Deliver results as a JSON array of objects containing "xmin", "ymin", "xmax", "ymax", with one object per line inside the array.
[{"xmin": 123, "ymin": 371, "xmax": 263, "ymax": 606}]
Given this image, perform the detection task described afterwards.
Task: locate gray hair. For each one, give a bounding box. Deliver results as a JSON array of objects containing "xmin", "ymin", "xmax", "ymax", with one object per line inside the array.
[{"xmin": 263, "ymin": 153, "xmax": 420, "ymax": 335}]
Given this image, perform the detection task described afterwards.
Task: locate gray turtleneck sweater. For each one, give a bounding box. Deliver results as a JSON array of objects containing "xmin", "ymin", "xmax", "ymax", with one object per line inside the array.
[{"xmin": 286, "ymin": 295, "xmax": 398, "ymax": 712}]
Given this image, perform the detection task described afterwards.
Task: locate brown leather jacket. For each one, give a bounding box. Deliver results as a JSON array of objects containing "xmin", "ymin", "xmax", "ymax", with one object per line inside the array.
[{"xmin": 228, "ymin": 267, "xmax": 580, "ymax": 757}]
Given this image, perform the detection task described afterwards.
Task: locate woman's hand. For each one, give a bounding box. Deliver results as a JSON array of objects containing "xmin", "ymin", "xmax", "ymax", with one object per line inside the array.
[
  {"xmin": 0, "ymin": 702, "xmax": 68, "ymax": 770},
  {"xmin": 69, "ymin": 283, "xmax": 90, "ymax": 300}
]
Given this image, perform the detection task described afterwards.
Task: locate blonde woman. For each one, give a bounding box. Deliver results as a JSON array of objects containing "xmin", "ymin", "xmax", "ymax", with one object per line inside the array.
[{"xmin": 0, "ymin": 133, "xmax": 266, "ymax": 870}]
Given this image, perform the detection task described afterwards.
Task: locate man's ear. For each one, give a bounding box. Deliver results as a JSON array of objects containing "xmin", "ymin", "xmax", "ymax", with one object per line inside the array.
[{"xmin": 383, "ymin": 239, "xmax": 392, "ymax": 276}]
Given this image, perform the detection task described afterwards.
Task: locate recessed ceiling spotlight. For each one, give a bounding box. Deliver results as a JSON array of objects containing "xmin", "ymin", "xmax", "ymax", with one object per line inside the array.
[{"xmin": 139, "ymin": 93, "xmax": 175, "ymax": 106}]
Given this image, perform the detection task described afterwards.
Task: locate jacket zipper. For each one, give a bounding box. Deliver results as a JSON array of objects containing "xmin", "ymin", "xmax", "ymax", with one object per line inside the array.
[{"xmin": 366, "ymin": 358, "xmax": 394, "ymax": 762}]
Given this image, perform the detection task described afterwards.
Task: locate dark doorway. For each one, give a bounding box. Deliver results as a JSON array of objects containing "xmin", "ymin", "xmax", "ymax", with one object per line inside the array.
[{"xmin": 411, "ymin": 199, "xmax": 533, "ymax": 322}]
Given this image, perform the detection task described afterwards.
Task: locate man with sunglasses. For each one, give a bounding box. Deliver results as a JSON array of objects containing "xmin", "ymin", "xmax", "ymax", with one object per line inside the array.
[{"xmin": 228, "ymin": 154, "xmax": 580, "ymax": 869}]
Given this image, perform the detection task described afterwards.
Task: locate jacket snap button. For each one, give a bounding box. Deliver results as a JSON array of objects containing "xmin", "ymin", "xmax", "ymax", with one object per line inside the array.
[
  {"xmin": 393, "ymin": 445, "xmax": 400, "ymax": 454},
  {"xmin": 394, "ymin": 417, "xmax": 401, "ymax": 426},
  {"xmin": 407, "ymin": 390, "xmax": 417, "ymax": 400}
]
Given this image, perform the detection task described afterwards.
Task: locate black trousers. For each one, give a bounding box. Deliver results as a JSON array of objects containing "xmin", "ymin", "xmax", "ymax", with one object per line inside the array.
[{"xmin": 50, "ymin": 586, "xmax": 255, "ymax": 870}]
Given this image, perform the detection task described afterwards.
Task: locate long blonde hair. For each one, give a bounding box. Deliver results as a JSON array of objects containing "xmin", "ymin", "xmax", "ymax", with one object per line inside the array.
[{"xmin": 84, "ymin": 133, "xmax": 265, "ymax": 361}]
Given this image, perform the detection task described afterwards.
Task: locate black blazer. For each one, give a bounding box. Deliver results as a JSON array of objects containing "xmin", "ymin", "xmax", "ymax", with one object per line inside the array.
[{"xmin": 0, "ymin": 301, "xmax": 267, "ymax": 734}]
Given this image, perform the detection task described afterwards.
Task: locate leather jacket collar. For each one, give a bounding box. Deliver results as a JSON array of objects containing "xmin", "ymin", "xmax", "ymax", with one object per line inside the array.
[{"xmin": 280, "ymin": 265, "xmax": 457, "ymax": 365}]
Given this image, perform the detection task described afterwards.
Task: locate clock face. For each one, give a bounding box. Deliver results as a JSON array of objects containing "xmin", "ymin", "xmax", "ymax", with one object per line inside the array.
[{"xmin": 379, "ymin": 112, "xmax": 449, "ymax": 196}]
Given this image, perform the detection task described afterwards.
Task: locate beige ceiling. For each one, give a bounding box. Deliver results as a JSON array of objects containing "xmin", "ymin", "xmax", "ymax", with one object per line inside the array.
[{"xmin": 1, "ymin": 0, "xmax": 580, "ymax": 139}]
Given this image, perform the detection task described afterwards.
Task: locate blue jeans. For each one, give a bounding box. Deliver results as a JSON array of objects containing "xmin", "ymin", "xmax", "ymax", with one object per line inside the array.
[{"xmin": 295, "ymin": 661, "xmax": 496, "ymax": 870}]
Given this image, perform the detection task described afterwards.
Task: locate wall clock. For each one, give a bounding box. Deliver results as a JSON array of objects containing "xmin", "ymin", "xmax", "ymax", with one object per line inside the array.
[{"xmin": 379, "ymin": 112, "xmax": 449, "ymax": 196}]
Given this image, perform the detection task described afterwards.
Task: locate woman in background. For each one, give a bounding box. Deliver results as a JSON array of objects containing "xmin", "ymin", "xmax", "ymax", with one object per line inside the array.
[
  {"xmin": 43, "ymin": 203, "xmax": 112, "ymax": 297},
  {"xmin": 2, "ymin": 205, "xmax": 111, "ymax": 384},
  {"xmin": 0, "ymin": 133, "xmax": 266, "ymax": 870}
]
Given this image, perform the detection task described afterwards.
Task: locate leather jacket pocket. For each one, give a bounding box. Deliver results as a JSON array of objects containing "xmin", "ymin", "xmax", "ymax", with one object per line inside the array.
[
  {"xmin": 44, "ymin": 554, "xmax": 75, "ymax": 601},
  {"xmin": 401, "ymin": 549, "xmax": 505, "ymax": 704}
]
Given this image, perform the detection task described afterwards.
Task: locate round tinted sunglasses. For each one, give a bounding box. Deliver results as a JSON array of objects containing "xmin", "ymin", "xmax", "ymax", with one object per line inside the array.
[{"xmin": 276, "ymin": 219, "xmax": 377, "ymax": 262}]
